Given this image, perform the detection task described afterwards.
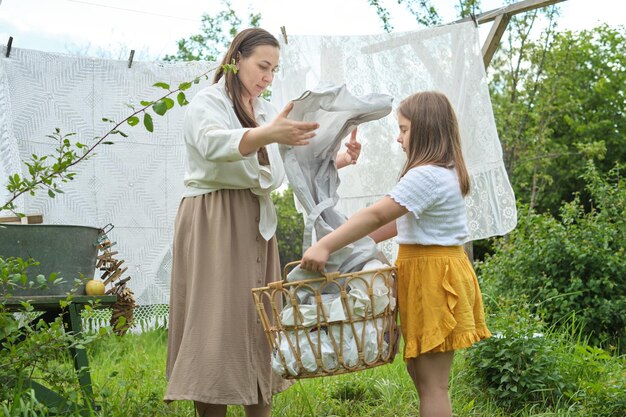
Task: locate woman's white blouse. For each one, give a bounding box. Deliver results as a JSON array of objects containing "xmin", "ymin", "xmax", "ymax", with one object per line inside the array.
[
  {"xmin": 388, "ymin": 165, "xmax": 469, "ymax": 246},
  {"xmin": 182, "ymin": 78, "xmax": 285, "ymax": 241}
]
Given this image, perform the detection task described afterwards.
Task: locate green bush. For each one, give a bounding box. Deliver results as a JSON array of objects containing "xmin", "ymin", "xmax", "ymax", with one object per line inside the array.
[
  {"xmin": 465, "ymin": 300, "xmax": 572, "ymax": 411},
  {"xmin": 1, "ymin": 388, "xmax": 50, "ymax": 417},
  {"xmin": 272, "ymin": 186, "xmax": 305, "ymax": 270},
  {"xmin": 464, "ymin": 294, "xmax": 626, "ymax": 415},
  {"xmin": 477, "ymin": 162, "xmax": 626, "ymax": 350},
  {"xmin": 564, "ymin": 344, "xmax": 626, "ymax": 416},
  {"xmin": 0, "ymin": 257, "xmax": 107, "ymax": 414}
]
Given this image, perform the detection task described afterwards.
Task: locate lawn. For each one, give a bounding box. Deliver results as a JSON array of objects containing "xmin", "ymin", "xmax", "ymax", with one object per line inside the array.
[{"xmin": 82, "ymin": 325, "xmax": 624, "ymax": 416}]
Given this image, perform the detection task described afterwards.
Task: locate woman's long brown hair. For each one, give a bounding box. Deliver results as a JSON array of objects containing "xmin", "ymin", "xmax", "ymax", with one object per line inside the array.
[
  {"xmin": 397, "ymin": 91, "xmax": 470, "ymax": 196},
  {"xmin": 213, "ymin": 28, "xmax": 279, "ymax": 128}
]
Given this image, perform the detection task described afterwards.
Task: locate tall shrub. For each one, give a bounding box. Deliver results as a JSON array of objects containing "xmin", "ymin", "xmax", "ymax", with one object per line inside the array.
[{"xmin": 477, "ymin": 162, "xmax": 626, "ymax": 350}]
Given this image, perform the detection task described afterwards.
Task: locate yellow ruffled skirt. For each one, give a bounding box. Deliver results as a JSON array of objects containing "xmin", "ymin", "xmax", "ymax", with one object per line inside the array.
[{"xmin": 395, "ymin": 244, "xmax": 491, "ymax": 359}]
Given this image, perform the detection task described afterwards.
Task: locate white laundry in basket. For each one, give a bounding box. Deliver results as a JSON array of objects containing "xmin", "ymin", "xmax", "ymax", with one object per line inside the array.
[{"xmin": 272, "ymin": 329, "xmax": 337, "ymax": 376}]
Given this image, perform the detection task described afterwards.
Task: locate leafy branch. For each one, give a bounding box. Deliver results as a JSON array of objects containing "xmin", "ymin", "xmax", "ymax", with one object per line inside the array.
[{"xmin": 1, "ymin": 65, "xmax": 223, "ymax": 215}]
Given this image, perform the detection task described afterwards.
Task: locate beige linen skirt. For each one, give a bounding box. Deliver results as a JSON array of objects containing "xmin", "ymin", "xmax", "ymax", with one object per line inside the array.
[{"xmin": 165, "ymin": 189, "xmax": 293, "ymax": 405}]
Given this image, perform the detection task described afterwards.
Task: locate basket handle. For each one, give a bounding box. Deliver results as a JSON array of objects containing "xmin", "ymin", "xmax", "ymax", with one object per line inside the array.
[
  {"xmin": 282, "ymin": 260, "xmax": 301, "ymax": 282},
  {"xmin": 268, "ymin": 260, "xmax": 340, "ymax": 290}
]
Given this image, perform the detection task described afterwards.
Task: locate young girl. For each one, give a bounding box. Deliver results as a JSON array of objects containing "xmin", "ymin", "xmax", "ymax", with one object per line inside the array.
[{"xmin": 301, "ymin": 91, "xmax": 491, "ymax": 417}]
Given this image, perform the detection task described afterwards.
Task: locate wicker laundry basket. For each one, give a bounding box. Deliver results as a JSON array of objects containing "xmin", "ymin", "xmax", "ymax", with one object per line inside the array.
[{"xmin": 252, "ymin": 261, "xmax": 399, "ymax": 379}]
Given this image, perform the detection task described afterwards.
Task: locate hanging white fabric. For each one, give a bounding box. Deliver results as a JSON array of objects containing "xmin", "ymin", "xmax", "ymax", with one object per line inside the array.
[
  {"xmin": 0, "ymin": 50, "xmax": 23, "ymax": 215},
  {"xmin": 0, "ymin": 46, "xmax": 214, "ymax": 308},
  {"xmin": 271, "ymin": 22, "xmax": 518, "ymax": 263}
]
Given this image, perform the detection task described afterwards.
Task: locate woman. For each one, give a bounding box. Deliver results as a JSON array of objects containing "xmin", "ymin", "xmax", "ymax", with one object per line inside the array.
[{"xmin": 165, "ymin": 28, "xmax": 360, "ymax": 417}]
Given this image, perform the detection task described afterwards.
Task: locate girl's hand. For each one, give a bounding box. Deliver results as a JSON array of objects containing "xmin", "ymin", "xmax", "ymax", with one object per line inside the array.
[
  {"xmin": 300, "ymin": 244, "xmax": 331, "ymax": 273},
  {"xmin": 337, "ymin": 129, "xmax": 361, "ymax": 168},
  {"xmin": 266, "ymin": 102, "xmax": 319, "ymax": 146}
]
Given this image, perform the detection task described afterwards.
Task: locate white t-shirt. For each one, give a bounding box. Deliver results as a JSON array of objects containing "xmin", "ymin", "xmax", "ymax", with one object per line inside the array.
[
  {"xmin": 388, "ymin": 165, "xmax": 469, "ymax": 246},
  {"xmin": 181, "ymin": 78, "xmax": 285, "ymax": 240}
]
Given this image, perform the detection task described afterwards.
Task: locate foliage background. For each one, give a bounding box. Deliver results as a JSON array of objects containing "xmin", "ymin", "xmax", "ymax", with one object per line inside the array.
[{"xmin": 1, "ymin": 0, "xmax": 625, "ymax": 415}]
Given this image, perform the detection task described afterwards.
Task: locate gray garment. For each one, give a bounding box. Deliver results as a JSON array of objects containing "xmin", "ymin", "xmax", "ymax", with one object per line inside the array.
[{"xmin": 280, "ymin": 84, "xmax": 393, "ymax": 281}]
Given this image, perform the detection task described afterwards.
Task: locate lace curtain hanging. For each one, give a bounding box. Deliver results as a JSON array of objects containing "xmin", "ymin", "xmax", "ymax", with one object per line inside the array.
[{"xmin": 271, "ymin": 22, "xmax": 517, "ymax": 263}]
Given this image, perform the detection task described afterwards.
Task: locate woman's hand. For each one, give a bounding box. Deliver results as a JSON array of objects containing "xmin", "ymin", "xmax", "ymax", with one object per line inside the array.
[
  {"xmin": 266, "ymin": 102, "xmax": 319, "ymax": 146},
  {"xmin": 239, "ymin": 102, "xmax": 318, "ymax": 156},
  {"xmin": 300, "ymin": 244, "xmax": 331, "ymax": 274},
  {"xmin": 337, "ymin": 129, "xmax": 361, "ymax": 169}
]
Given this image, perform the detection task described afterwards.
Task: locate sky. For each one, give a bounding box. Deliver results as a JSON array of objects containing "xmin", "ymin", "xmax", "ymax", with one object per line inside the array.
[{"xmin": 0, "ymin": 0, "xmax": 624, "ymax": 61}]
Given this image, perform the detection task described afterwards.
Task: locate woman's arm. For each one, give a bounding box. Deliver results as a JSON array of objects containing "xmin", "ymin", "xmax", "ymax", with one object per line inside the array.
[{"xmin": 301, "ymin": 196, "xmax": 407, "ymax": 273}]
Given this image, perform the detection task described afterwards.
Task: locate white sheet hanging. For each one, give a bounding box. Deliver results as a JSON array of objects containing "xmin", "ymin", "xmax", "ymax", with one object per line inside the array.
[
  {"xmin": 272, "ymin": 22, "xmax": 517, "ymax": 260},
  {"xmin": 0, "ymin": 46, "xmax": 214, "ymax": 307},
  {"xmin": 0, "ymin": 54, "xmax": 23, "ymax": 214}
]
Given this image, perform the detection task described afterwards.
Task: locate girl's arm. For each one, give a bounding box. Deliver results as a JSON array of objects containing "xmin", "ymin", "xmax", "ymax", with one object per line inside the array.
[
  {"xmin": 368, "ymin": 221, "xmax": 397, "ymax": 243},
  {"xmin": 301, "ymin": 196, "xmax": 407, "ymax": 273}
]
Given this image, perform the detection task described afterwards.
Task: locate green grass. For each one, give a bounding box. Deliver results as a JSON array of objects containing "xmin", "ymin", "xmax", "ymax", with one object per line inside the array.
[
  {"xmin": 80, "ymin": 326, "xmax": 624, "ymax": 417},
  {"xmin": 87, "ymin": 327, "xmax": 422, "ymax": 417},
  {"xmin": 4, "ymin": 323, "xmax": 624, "ymax": 416}
]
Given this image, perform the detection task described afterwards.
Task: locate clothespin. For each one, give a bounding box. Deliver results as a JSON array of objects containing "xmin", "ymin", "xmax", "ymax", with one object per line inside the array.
[
  {"xmin": 280, "ymin": 26, "xmax": 288, "ymax": 44},
  {"xmin": 5, "ymin": 36, "xmax": 13, "ymax": 58},
  {"xmin": 128, "ymin": 49, "xmax": 135, "ymax": 68}
]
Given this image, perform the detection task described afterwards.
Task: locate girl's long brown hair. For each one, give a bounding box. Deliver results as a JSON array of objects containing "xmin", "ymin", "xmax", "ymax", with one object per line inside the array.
[
  {"xmin": 397, "ymin": 91, "xmax": 470, "ymax": 196},
  {"xmin": 213, "ymin": 28, "xmax": 279, "ymax": 128}
]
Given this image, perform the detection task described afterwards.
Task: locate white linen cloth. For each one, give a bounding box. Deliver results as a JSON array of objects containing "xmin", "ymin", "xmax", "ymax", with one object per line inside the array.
[
  {"xmin": 271, "ymin": 22, "xmax": 517, "ymax": 263},
  {"xmin": 279, "ymin": 260, "xmax": 393, "ymax": 328},
  {"xmin": 273, "ymin": 258, "xmax": 395, "ymax": 376},
  {"xmin": 0, "ymin": 46, "xmax": 214, "ymax": 308},
  {"xmin": 272, "ymin": 320, "xmax": 390, "ymax": 376},
  {"xmin": 271, "ymin": 329, "xmax": 337, "ymax": 376},
  {"xmin": 0, "ymin": 58, "xmax": 22, "ymax": 213}
]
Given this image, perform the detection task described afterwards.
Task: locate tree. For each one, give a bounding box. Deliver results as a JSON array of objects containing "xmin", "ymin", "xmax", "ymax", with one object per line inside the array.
[
  {"xmin": 527, "ymin": 25, "xmax": 625, "ymax": 212},
  {"xmin": 490, "ymin": 22, "xmax": 626, "ymax": 214},
  {"xmin": 368, "ymin": 0, "xmax": 481, "ymax": 32},
  {"xmin": 162, "ymin": 0, "xmax": 260, "ymax": 62},
  {"xmin": 488, "ymin": 5, "xmax": 562, "ymax": 212}
]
